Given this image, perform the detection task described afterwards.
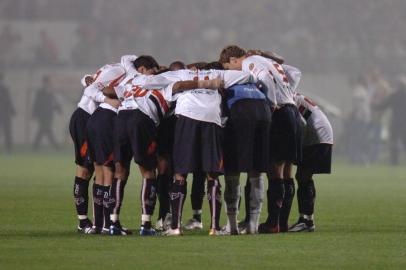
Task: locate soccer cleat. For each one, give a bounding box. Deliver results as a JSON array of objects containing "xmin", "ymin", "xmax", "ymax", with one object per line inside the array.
[
  {"xmin": 139, "ymin": 226, "xmax": 157, "ymax": 236},
  {"xmin": 258, "ymin": 222, "xmax": 280, "ymax": 234},
  {"xmin": 238, "ymin": 220, "xmax": 248, "ymax": 235},
  {"xmin": 155, "ymin": 218, "xmax": 164, "ymax": 231},
  {"xmin": 101, "ymin": 227, "xmax": 110, "ymax": 235},
  {"xmin": 163, "ymin": 213, "xmax": 172, "ymax": 231},
  {"xmin": 183, "ymin": 218, "xmax": 203, "ymax": 230},
  {"xmin": 288, "ymin": 218, "xmax": 315, "ymax": 232},
  {"xmin": 109, "ymin": 221, "xmax": 133, "ymax": 236},
  {"xmin": 77, "ymin": 219, "xmax": 94, "ymax": 234},
  {"xmin": 162, "ymin": 228, "xmax": 182, "ymax": 236},
  {"xmin": 208, "ymin": 228, "xmax": 228, "ymax": 236}
]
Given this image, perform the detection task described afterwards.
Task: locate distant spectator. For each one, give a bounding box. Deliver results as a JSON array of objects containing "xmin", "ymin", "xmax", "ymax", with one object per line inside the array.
[
  {"xmin": 32, "ymin": 75, "xmax": 61, "ymax": 150},
  {"xmin": 35, "ymin": 29, "xmax": 60, "ymax": 66},
  {"xmin": 0, "ymin": 73, "xmax": 15, "ymax": 153},
  {"xmin": 377, "ymin": 76, "xmax": 406, "ymax": 165},
  {"xmin": 0, "ymin": 24, "xmax": 21, "ymax": 67}
]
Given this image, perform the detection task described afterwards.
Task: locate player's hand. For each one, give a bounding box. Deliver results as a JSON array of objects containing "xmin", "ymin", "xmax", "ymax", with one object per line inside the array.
[{"xmin": 105, "ymin": 97, "xmax": 121, "ymax": 109}]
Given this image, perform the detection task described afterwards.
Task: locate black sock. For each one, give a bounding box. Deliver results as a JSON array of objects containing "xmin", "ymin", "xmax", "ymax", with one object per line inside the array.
[
  {"xmin": 157, "ymin": 174, "xmax": 171, "ymax": 220},
  {"xmin": 266, "ymin": 178, "xmax": 285, "ymax": 228},
  {"xmin": 92, "ymin": 183, "xmax": 104, "ymax": 229},
  {"xmin": 244, "ymin": 177, "xmax": 251, "ymax": 222},
  {"xmin": 301, "ymin": 179, "xmax": 316, "ymax": 217},
  {"xmin": 73, "ymin": 177, "xmax": 90, "ymax": 219},
  {"xmin": 170, "ymin": 180, "xmax": 187, "ymax": 229},
  {"xmin": 279, "ymin": 178, "xmax": 295, "ymax": 231},
  {"xmin": 141, "ymin": 178, "xmax": 157, "ymax": 228},
  {"xmin": 108, "ymin": 178, "xmax": 127, "ymax": 224},
  {"xmin": 207, "ymin": 179, "xmax": 222, "ymax": 230},
  {"xmin": 191, "ymin": 172, "xmax": 205, "ymax": 219},
  {"xmin": 103, "ymin": 186, "xmax": 111, "ymax": 228}
]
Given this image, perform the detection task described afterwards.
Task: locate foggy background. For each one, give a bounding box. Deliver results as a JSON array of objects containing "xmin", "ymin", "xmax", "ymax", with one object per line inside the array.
[{"xmin": 0, "ymin": 0, "xmax": 405, "ymax": 165}]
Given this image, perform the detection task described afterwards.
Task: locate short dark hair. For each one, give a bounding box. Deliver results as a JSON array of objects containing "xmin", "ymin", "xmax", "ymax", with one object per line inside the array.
[
  {"xmin": 133, "ymin": 55, "xmax": 159, "ymax": 70},
  {"xmin": 186, "ymin": 62, "xmax": 207, "ymax": 70},
  {"xmin": 169, "ymin": 61, "xmax": 186, "ymax": 71},
  {"xmin": 202, "ymin": 61, "xmax": 224, "ymax": 70},
  {"xmin": 219, "ymin": 45, "xmax": 246, "ymax": 64}
]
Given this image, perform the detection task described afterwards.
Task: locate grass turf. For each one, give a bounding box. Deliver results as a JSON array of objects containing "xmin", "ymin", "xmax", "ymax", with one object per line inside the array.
[{"xmin": 0, "ymin": 153, "xmax": 405, "ymax": 270}]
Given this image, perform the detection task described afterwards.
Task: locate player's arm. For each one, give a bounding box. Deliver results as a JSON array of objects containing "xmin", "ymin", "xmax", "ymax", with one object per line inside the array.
[
  {"xmin": 257, "ymin": 69, "xmax": 278, "ymax": 109},
  {"xmin": 247, "ymin": 49, "xmax": 285, "ymax": 64},
  {"xmin": 221, "ymin": 70, "xmax": 255, "ymax": 88},
  {"xmin": 84, "ymin": 83, "xmax": 120, "ymax": 108},
  {"xmin": 171, "ymin": 78, "xmax": 223, "ymax": 94}
]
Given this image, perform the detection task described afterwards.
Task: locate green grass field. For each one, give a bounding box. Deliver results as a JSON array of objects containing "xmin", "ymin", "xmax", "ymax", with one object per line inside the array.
[{"xmin": 0, "ymin": 153, "xmax": 405, "ymax": 270}]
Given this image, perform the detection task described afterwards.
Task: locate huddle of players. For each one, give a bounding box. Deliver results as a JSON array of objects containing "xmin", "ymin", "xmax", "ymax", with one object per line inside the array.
[{"xmin": 69, "ymin": 45, "xmax": 333, "ymax": 236}]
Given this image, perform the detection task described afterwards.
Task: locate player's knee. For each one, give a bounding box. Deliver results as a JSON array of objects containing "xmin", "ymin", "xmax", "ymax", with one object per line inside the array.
[{"xmin": 76, "ymin": 165, "xmax": 92, "ymax": 180}]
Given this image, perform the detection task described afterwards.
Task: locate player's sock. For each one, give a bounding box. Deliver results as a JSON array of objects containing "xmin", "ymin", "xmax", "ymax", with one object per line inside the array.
[
  {"xmin": 102, "ymin": 185, "xmax": 111, "ymax": 229},
  {"xmin": 192, "ymin": 210, "xmax": 202, "ymax": 222},
  {"xmin": 279, "ymin": 178, "xmax": 295, "ymax": 232},
  {"xmin": 296, "ymin": 180, "xmax": 305, "ymax": 216},
  {"xmin": 92, "ymin": 183, "xmax": 104, "ymax": 230},
  {"xmin": 191, "ymin": 172, "xmax": 205, "ymax": 220},
  {"xmin": 302, "ymin": 179, "xmax": 316, "ymax": 219},
  {"xmin": 73, "ymin": 177, "xmax": 90, "ymax": 222},
  {"xmin": 207, "ymin": 179, "xmax": 222, "ymax": 230},
  {"xmin": 244, "ymin": 178, "xmax": 251, "ymax": 223},
  {"xmin": 157, "ymin": 174, "xmax": 171, "ymax": 221},
  {"xmin": 141, "ymin": 178, "xmax": 157, "ymax": 229},
  {"xmin": 266, "ymin": 178, "xmax": 285, "ymax": 229},
  {"xmin": 224, "ymin": 175, "xmax": 240, "ymax": 233},
  {"xmin": 109, "ymin": 178, "xmax": 127, "ymax": 224},
  {"xmin": 248, "ymin": 175, "xmax": 264, "ymax": 233},
  {"xmin": 170, "ymin": 180, "xmax": 187, "ymax": 229}
]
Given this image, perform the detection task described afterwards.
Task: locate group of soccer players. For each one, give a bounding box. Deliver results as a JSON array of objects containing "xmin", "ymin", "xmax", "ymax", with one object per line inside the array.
[{"xmin": 69, "ymin": 45, "xmax": 333, "ymax": 236}]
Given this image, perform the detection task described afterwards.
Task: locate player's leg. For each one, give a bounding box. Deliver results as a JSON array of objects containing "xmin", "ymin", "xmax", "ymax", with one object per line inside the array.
[
  {"xmin": 224, "ymin": 173, "xmax": 240, "ymax": 234},
  {"xmin": 102, "ymin": 164, "xmax": 114, "ymax": 234},
  {"xmin": 139, "ymin": 166, "xmax": 158, "ymax": 235},
  {"xmin": 246, "ymin": 171, "xmax": 264, "ymax": 234},
  {"xmin": 279, "ymin": 163, "xmax": 295, "ymax": 232},
  {"xmin": 108, "ymin": 111, "xmax": 132, "ymax": 235},
  {"xmin": 207, "ymin": 172, "xmax": 223, "ymax": 235},
  {"xmin": 289, "ymin": 167, "xmax": 315, "ymax": 232},
  {"xmin": 156, "ymin": 155, "xmax": 172, "ymax": 231},
  {"xmin": 92, "ymin": 163, "xmax": 105, "ymax": 233},
  {"xmin": 166, "ymin": 173, "xmax": 187, "ymax": 236},
  {"xmin": 69, "ymin": 108, "xmax": 94, "ymax": 233},
  {"xmin": 184, "ymin": 171, "xmax": 205, "ymax": 230}
]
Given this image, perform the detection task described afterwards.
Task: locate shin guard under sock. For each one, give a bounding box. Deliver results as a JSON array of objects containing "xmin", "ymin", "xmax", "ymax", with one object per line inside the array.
[
  {"xmin": 103, "ymin": 186, "xmax": 111, "ymax": 229},
  {"xmin": 279, "ymin": 178, "xmax": 295, "ymax": 231},
  {"xmin": 157, "ymin": 174, "xmax": 171, "ymax": 220},
  {"xmin": 109, "ymin": 178, "xmax": 127, "ymax": 223},
  {"xmin": 266, "ymin": 178, "xmax": 285, "ymax": 228},
  {"xmin": 141, "ymin": 178, "xmax": 157, "ymax": 228},
  {"xmin": 92, "ymin": 183, "xmax": 104, "ymax": 229},
  {"xmin": 170, "ymin": 180, "xmax": 187, "ymax": 229},
  {"xmin": 74, "ymin": 177, "xmax": 90, "ymax": 220}
]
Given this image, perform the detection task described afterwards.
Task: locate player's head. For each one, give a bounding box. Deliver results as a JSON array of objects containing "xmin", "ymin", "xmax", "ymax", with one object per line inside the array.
[
  {"xmin": 219, "ymin": 45, "xmax": 246, "ymax": 70},
  {"xmin": 202, "ymin": 61, "xmax": 224, "ymax": 70},
  {"xmin": 133, "ymin": 55, "xmax": 159, "ymax": 75},
  {"xmin": 187, "ymin": 62, "xmax": 207, "ymax": 71},
  {"xmin": 169, "ymin": 61, "xmax": 186, "ymax": 71}
]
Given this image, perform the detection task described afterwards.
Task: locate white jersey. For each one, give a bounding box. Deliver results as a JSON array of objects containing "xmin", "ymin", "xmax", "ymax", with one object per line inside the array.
[
  {"xmin": 294, "ymin": 92, "xmax": 333, "ymax": 145},
  {"xmin": 120, "ymin": 55, "xmax": 138, "ymax": 77},
  {"xmin": 242, "ymin": 55, "xmax": 295, "ymax": 106},
  {"xmin": 114, "ymin": 74, "xmax": 175, "ymax": 126},
  {"xmin": 162, "ymin": 69, "xmax": 254, "ymax": 126}
]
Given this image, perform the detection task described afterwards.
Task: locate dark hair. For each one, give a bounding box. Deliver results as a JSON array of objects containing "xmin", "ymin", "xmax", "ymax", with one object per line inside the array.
[
  {"xmin": 202, "ymin": 61, "xmax": 224, "ymax": 70},
  {"xmin": 133, "ymin": 55, "xmax": 159, "ymax": 70},
  {"xmin": 169, "ymin": 61, "xmax": 186, "ymax": 71},
  {"xmin": 219, "ymin": 45, "xmax": 246, "ymax": 64},
  {"xmin": 186, "ymin": 62, "xmax": 207, "ymax": 70},
  {"xmin": 155, "ymin": 68, "xmax": 170, "ymax": 75}
]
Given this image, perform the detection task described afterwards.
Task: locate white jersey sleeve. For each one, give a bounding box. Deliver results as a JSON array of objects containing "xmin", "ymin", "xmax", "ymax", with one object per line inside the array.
[
  {"xmin": 220, "ymin": 70, "xmax": 255, "ymax": 88},
  {"xmin": 294, "ymin": 92, "xmax": 333, "ymax": 145},
  {"xmin": 120, "ymin": 55, "xmax": 139, "ymax": 76},
  {"xmin": 283, "ymin": 64, "xmax": 301, "ymax": 92}
]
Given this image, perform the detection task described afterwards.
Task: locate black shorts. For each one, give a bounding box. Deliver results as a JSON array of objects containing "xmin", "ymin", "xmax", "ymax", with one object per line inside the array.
[
  {"xmin": 157, "ymin": 114, "xmax": 177, "ymax": 157},
  {"xmin": 69, "ymin": 108, "xmax": 93, "ymax": 170},
  {"xmin": 298, "ymin": 144, "xmax": 332, "ymax": 174},
  {"xmin": 224, "ymin": 99, "xmax": 272, "ymax": 173},
  {"xmin": 86, "ymin": 107, "xmax": 116, "ymax": 167},
  {"xmin": 270, "ymin": 104, "xmax": 303, "ymax": 164},
  {"xmin": 173, "ymin": 115, "xmax": 223, "ymax": 174},
  {"xmin": 114, "ymin": 109, "xmax": 158, "ymax": 169}
]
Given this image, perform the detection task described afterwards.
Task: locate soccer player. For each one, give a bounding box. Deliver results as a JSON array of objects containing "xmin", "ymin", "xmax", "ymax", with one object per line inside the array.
[
  {"xmin": 219, "ymin": 45, "xmax": 303, "ymax": 234},
  {"xmin": 162, "ymin": 68, "xmax": 255, "ymax": 236},
  {"xmin": 288, "ymin": 92, "xmax": 333, "ymax": 232},
  {"xmin": 85, "ymin": 63, "xmax": 126, "ymax": 234}
]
